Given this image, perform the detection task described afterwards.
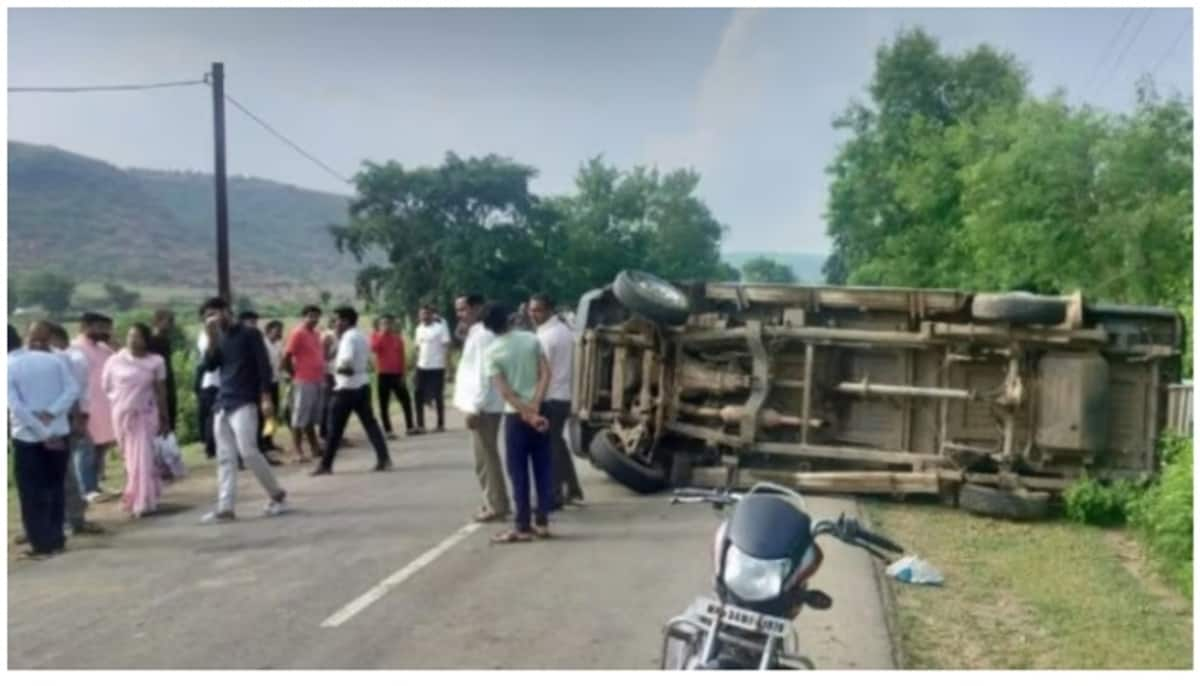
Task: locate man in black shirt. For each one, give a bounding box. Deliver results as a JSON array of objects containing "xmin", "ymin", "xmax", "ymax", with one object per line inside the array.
[{"xmin": 198, "ymin": 297, "xmax": 288, "ymax": 523}]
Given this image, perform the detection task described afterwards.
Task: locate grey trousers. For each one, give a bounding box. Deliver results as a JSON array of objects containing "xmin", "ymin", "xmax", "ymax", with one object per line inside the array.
[
  {"xmin": 214, "ymin": 404, "xmax": 284, "ymax": 514},
  {"xmin": 471, "ymin": 412, "xmax": 509, "ymax": 516}
]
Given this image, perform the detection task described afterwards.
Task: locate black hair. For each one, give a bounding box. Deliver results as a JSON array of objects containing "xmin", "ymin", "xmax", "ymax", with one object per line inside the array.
[
  {"xmin": 481, "ymin": 303, "xmax": 511, "ymax": 335},
  {"xmin": 47, "ymin": 323, "xmax": 69, "ymax": 343},
  {"xmin": 265, "ymin": 320, "xmax": 284, "ymax": 332},
  {"xmin": 334, "ymin": 305, "xmax": 359, "ymax": 326},
  {"xmin": 238, "ymin": 310, "xmax": 260, "ymax": 322},
  {"xmin": 201, "ymin": 297, "xmax": 229, "ymax": 314},
  {"xmin": 301, "ymin": 304, "xmax": 322, "ymax": 317},
  {"xmin": 459, "ymin": 293, "xmax": 485, "ymax": 308},
  {"xmin": 80, "ymin": 311, "xmax": 111, "ymax": 325},
  {"xmin": 530, "ymin": 293, "xmax": 555, "ymax": 309},
  {"xmin": 8, "ymin": 324, "xmax": 21, "ymax": 352},
  {"xmin": 129, "ymin": 322, "xmax": 153, "ymax": 345}
]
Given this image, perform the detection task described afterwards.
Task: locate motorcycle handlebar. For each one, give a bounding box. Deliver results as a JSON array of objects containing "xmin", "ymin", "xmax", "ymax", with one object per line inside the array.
[{"xmin": 854, "ymin": 526, "xmax": 905, "ymax": 554}]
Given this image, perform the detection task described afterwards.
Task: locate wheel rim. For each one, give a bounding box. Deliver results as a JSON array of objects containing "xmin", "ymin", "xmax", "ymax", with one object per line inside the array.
[{"xmin": 629, "ymin": 271, "xmax": 689, "ymax": 309}]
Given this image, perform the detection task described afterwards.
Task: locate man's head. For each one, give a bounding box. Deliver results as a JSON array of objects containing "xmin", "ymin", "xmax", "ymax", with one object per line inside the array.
[
  {"xmin": 419, "ymin": 304, "xmax": 435, "ymax": 325},
  {"xmin": 381, "ymin": 314, "xmax": 397, "ymax": 333},
  {"xmin": 8, "ymin": 324, "xmax": 22, "ymax": 353},
  {"xmin": 455, "ymin": 294, "xmax": 486, "ymax": 327},
  {"xmin": 152, "ymin": 309, "xmax": 175, "ymax": 333},
  {"xmin": 480, "ymin": 303, "xmax": 511, "ymax": 336},
  {"xmin": 528, "ymin": 293, "xmax": 555, "ymax": 327},
  {"xmin": 238, "ymin": 310, "xmax": 260, "ymax": 329},
  {"xmin": 25, "ymin": 320, "xmax": 53, "ymax": 352},
  {"xmin": 47, "ymin": 323, "xmax": 70, "ymax": 351},
  {"xmin": 265, "ymin": 320, "xmax": 284, "ymax": 342},
  {"xmin": 200, "ymin": 297, "xmax": 232, "ymax": 330},
  {"xmin": 80, "ymin": 312, "xmax": 114, "ymax": 343},
  {"xmin": 301, "ymin": 305, "xmax": 322, "ymax": 330},
  {"xmin": 334, "ymin": 306, "xmax": 358, "ymax": 336}
]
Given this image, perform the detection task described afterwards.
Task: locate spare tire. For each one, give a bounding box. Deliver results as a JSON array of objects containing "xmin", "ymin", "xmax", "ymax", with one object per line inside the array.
[
  {"xmin": 971, "ymin": 292, "xmax": 1068, "ymax": 326},
  {"xmin": 589, "ymin": 430, "xmax": 668, "ymax": 494},
  {"xmin": 613, "ymin": 270, "xmax": 691, "ymax": 326},
  {"xmin": 959, "ymin": 484, "xmax": 1050, "ymax": 521}
]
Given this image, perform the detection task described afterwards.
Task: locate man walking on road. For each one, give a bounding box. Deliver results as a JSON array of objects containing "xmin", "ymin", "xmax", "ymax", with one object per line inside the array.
[
  {"xmin": 283, "ymin": 306, "xmax": 326, "ymax": 462},
  {"xmin": 48, "ymin": 324, "xmax": 105, "ymax": 537},
  {"xmin": 371, "ymin": 314, "xmax": 416, "ymax": 438},
  {"xmin": 195, "ymin": 308, "xmax": 221, "ymax": 462},
  {"xmin": 9, "ymin": 321, "xmax": 80, "ymax": 558},
  {"xmin": 198, "ymin": 297, "xmax": 288, "ymax": 523},
  {"xmin": 414, "ymin": 304, "xmax": 450, "ymax": 434},
  {"xmin": 311, "ymin": 306, "xmax": 393, "ymax": 475},
  {"xmin": 72, "ymin": 312, "xmax": 116, "ymax": 501},
  {"xmin": 482, "ymin": 303, "xmax": 554, "ymax": 543},
  {"xmin": 529, "ymin": 294, "xmax": 584, "ymax": 509},
  {"xmin": 453, "ymin": 294, "xmax": 509, "ymax": 523}
]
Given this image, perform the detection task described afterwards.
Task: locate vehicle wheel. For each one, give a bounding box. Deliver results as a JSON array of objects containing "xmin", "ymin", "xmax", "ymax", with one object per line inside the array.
[
  {"xmin": 971, "ymin": 292, "xmax": 1067, "ymax": 326},
  {"xmin": 613, "ymin": 270, "xmax": 692, "ymax": 326},
  {"xmin": 567, "ymin": 417, "xmax": 596, "ymax": 460},
  {"xmin": 662, "ymin": 624, "xmax": 701, "ymax": 670},
  {"xmin": 589, "ymin": 430, "xmax": 668, "ymax": 494},
  {"xmin": 958, "ymin": 484, "xmax": 1050, "ymax": 521},
  {"xmin": 669, "ymin": 453, "xmax": 695, "ymax": 488}
]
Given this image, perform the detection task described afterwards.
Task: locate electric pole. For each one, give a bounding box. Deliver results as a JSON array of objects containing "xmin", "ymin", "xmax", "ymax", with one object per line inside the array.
[{"xmin": 210, "ymin": 62, "xmax": 231, "ymax": 303}]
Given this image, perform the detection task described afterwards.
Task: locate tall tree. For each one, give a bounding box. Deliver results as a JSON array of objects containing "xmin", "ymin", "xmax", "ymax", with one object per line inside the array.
[
  {"xmin": 740, "ymin": 257, "xmax": 797, "ymax": 284},
  {"xmin": 18, "ymin": 271, "xmax": 76, "ymax": 315}
]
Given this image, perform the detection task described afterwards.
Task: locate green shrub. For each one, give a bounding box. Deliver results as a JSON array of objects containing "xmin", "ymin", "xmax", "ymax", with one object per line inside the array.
[
  {"xmin": 1064, "ymin": 476, "xmax": 1142, "ymax": 527},
  {"xmin": 1129, "ymin": 434, "xmax": 1193, "ymax": 597},
  {"xmin": 172, "ymin": 348, "xmax": 200, "ymax": 446}
]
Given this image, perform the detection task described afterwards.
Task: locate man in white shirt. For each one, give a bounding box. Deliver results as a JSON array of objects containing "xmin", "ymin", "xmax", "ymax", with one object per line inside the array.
[
  {"xmin": 312, "ymin": 306, "xmax": 393, "ymax": 475},
  {"xmin": 9, "ymin": 321, "xmax": 80, "ymax": 558},
  {"xmin": 529, "ymin": 294, "xmax": 584, "ymax": 509},
  {"xmin": 414, "ymin": 304, "xmax": 451, "ymax": 434},
  {"xmin": 453, "ymin": 294, "xmax": 510, "ymax": 522}
]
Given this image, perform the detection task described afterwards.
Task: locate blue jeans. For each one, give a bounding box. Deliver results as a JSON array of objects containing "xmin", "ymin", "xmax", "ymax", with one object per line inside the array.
[
  {"xmin": 503, "ymin": 414, "xmax": 553, "ymax": 533},
  {"xmin": 13, "ymin": 439, "xmax": 69, "ymax": 554},
  {"xmin": 72, "ymin": 434, "xmax": 107, "ymax": 496}
]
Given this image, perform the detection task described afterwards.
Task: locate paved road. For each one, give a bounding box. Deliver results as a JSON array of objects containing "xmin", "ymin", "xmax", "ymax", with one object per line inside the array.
[{"xmin": 8, "ymin": 414, "xmax": 895, "ymax": 669}]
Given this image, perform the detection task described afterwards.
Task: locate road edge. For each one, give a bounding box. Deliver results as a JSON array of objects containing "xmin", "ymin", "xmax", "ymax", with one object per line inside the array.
[{"xmin": 855, "ymin": 498, "xmax": 905, "ymax": 670}]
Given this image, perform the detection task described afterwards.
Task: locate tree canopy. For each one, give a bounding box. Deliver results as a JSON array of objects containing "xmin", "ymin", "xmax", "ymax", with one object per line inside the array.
[{"xmin": 740, "ymin": 257, "xmax": 797, "ymax": 284}]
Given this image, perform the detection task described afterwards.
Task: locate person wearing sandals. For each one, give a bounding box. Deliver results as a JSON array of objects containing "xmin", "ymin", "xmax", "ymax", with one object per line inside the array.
[
  {"xmin": 453, "ymin": 294, "xmax": 510, "ymax": 524},
  {"xmin": 481, "ymin": 303, "xmax": 554, "ymax": 543}
]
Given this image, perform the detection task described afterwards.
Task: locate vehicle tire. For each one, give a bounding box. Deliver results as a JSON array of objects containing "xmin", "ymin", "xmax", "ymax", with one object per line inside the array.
[
  {"xmin": 669, "ymin": 453, "xmax": 695, "ymax": 488},
  {"xmin": 613, "ymin": 270, "xmax": 692, "ymax": 326},
  {"xmin": 589, "ymin": 430, "xmax": 668, "ymax": 494},
  {"xmin": 567, "ymin": 417, "xmax": 596, "ymax": 460},
  {"xmin": 958, "ymin": 484, "xmax": 1050, "ymax": 521},
  {"xmin": 971, "ymin": 292, "xmax": 1068, "ymax": 326}
]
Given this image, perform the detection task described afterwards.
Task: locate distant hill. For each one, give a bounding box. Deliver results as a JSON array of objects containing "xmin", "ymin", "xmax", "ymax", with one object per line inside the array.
[
  {"xmin": 7, "ymin": 141, "xmax": 365, "ymax": 290},
  {"xmin": 723, "ymin": 251, "xmax": 827, "ymax": 284}
]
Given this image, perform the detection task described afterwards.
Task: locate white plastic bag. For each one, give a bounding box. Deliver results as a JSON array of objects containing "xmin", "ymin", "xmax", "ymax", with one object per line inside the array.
[
  {"xmin": 886, "ymin": 555, "xmax": 944, "ymax": 585},
  {"xmin": 155, "ymin": 432, "xmax": 187, "ymax": 480}
]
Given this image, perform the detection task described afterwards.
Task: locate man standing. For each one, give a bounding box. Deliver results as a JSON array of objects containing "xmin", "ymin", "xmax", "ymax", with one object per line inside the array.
[
  {"xmin": 282, "ymin": 305, "xmax": 326, "ymax": 462},
  {"xmin": 195, "ymin": 307, "xmax": 221, "ymax": 461},
  {"xmin": 312, "ymin": 306, "xmax": 393, "ymax": 475},
  {"xmin": 9, "ymin": 321, "xmax": 80, "ymax": 558},
  {"xmin": 264, "ymin": 320, "xmax": 285, "ymax": 439},
  {"xmin": 453, "ymin": 294, "xmax": 509, "ymax": 523},
  {"xmin": 72, "ymin": 312, "xmax": 116, "ymax": 501},
  {"xmin": 198, "ymin": 297, "xmax": 288, "ymax": 523},
  {"xmin": 371, "ymin": 314, "xmax": 416, "ymax": 439},
  {"xmin": 529, "ymin": 294, "xmax": 584, "ymax": 509},
  {"xmin": 414, "ymin": 304, "xmax": 450, "ymax": 434},
  {"xmin": 481, "ymin": 304, "xmax": 554, "ymax": 543},
  {"xmin": 48, "ymin": 323, "xmax": 105, "ymax": 536},
  {"xmin": 147, "ymin": 309, "xmax": 179, "ymax": 434}
]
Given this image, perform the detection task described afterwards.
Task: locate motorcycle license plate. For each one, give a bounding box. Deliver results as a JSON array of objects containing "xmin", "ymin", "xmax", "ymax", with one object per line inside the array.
[{"xmin": 698, "ymin": 598, "xmax": 791, "ymax": 638}]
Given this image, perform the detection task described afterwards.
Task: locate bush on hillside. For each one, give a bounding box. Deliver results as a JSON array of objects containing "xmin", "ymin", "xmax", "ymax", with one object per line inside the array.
[{"xmin": 1064, "ymin": 477, "xmax": 1142, "ymax": 527}]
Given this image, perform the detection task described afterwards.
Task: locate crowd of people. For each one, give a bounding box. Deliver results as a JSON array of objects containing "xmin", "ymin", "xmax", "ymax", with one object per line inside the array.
[{"xmin": 7, "ymin": 290, "xmax": 583, "ymax": 557}]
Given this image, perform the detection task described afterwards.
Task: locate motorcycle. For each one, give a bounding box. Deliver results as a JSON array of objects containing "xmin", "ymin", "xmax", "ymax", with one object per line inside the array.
[{"xmin": 661, "ymin": 483, "xmax": 905, "ymax": 670}]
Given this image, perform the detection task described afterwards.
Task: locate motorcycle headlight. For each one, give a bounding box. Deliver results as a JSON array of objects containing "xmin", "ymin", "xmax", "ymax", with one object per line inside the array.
[{"xmin": 722, "ymin": 546, "xmax": 790, "ymax": 602}]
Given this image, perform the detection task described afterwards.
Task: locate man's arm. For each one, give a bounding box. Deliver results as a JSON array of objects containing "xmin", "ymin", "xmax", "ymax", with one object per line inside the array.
[
  {"xmin": 48, "ymin": 356, "xmax": 81, "ymax": 420},
  {"xmin": 200, "ymin": 329, "xmax": 223, "ymax": 371},
  {"xmin": 334, "ymin": 333, "xmax": 355, "ymax": 375},
  {"xmin": 490, "ymin": 372, "xmax": 533, "ymax": 417},
  {"xmin": 8, "ymin": 361, "xmax": 48, "ymax": 442},
  {"xmin": 250, "ymin": 330, "xmax": 273, "ymax": 405},
  {"xmin": 531, "ymin": 353, "xmax": 551, "ymax": 410}
]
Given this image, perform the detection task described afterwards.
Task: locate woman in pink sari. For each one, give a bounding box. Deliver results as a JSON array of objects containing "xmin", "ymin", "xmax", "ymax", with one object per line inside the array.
[{"xmin": 102, "ymin": 323, "xmax": 170, "ymax": 518}]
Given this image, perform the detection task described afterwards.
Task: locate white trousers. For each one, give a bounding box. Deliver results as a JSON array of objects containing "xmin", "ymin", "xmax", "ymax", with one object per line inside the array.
[{"xmin": 214, "ymin": 403, "xmax": 283, "ymax": 513}]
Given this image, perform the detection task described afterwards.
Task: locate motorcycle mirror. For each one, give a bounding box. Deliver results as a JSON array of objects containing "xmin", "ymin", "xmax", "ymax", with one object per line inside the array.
[{"xmin": 804, "ymin": 590, "xmax": 833, "ymax": 611}]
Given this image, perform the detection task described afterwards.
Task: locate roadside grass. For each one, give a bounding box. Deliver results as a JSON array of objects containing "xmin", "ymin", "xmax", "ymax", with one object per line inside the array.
[{"xmin": 867, "ymin": 498, "xmax": 1193, "ymax": 669}]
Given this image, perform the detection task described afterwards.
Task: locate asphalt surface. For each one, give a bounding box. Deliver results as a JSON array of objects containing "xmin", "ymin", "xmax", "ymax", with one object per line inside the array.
[{"xmin": 7, "ymin": 411, "xmax": 895, "ymax": 669}]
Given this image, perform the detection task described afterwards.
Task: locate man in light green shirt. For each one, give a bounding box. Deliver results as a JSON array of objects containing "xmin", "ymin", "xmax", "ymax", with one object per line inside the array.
[{"xmin": 482, "ymin": 303, "xmax": 553, "ymax": 543}]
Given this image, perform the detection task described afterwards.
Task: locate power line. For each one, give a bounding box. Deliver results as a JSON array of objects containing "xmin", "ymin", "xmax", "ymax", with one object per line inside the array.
[
  {"xmin": 1096, "ymin": 9, "xmax": 1154, "ymax": 95},
  {"xmin": 1150, "ymin": 23, "xmax": 1190, "ymax": 78},
  {"xmin": 8, "ymin": 78, "xmax": 206, "ymax": 93},
  {"xmin": 1084, "ymin": 9, "xmax": 1135, "ymax": 95},
  {"xmin": 223, "ymin": 91, "xmax": 353, "ymax": 186}
]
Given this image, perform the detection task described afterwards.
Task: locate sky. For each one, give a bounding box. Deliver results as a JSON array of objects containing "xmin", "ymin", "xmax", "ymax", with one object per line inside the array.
[{"xmin": 6, "ymin": 6, "xmax": 1194, "ymax": 254}]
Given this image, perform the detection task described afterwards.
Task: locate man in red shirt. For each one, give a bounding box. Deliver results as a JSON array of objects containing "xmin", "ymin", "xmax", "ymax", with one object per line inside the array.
[
  {"xmin": 282, "ymin": 305, "xmax": 326, "ymax": 461},
  {"xmin": 371, "ymin": 314, "xmax": 415, "ymax": 439}
]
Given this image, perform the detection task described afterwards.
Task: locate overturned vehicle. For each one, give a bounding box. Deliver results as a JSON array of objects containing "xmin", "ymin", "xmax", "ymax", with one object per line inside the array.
[{"xmin": 569, "ymin": 271, "xmax": 1185, "ymax": 518}]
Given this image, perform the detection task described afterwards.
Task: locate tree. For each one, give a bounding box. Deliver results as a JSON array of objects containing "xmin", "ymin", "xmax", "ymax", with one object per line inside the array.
[
  {"xmin": 18, "ymin": 271, "xmax": 76, "ymax": 315},
  {"xmin": 740, "ymin": 257, "xmax": 797, "ymax": 284},
  {"xmin": 319, "ymin": 290, "xmax": 332, "ymax": 308},
  {"xmin": 103, "ymin": 281, "xmax": 141, "ymax": 311}
]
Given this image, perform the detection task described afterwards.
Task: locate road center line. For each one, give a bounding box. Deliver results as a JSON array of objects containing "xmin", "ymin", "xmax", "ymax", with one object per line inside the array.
[{"xmin": 320, "ymin": 522, "xmax": 482, "ymax": 628}]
